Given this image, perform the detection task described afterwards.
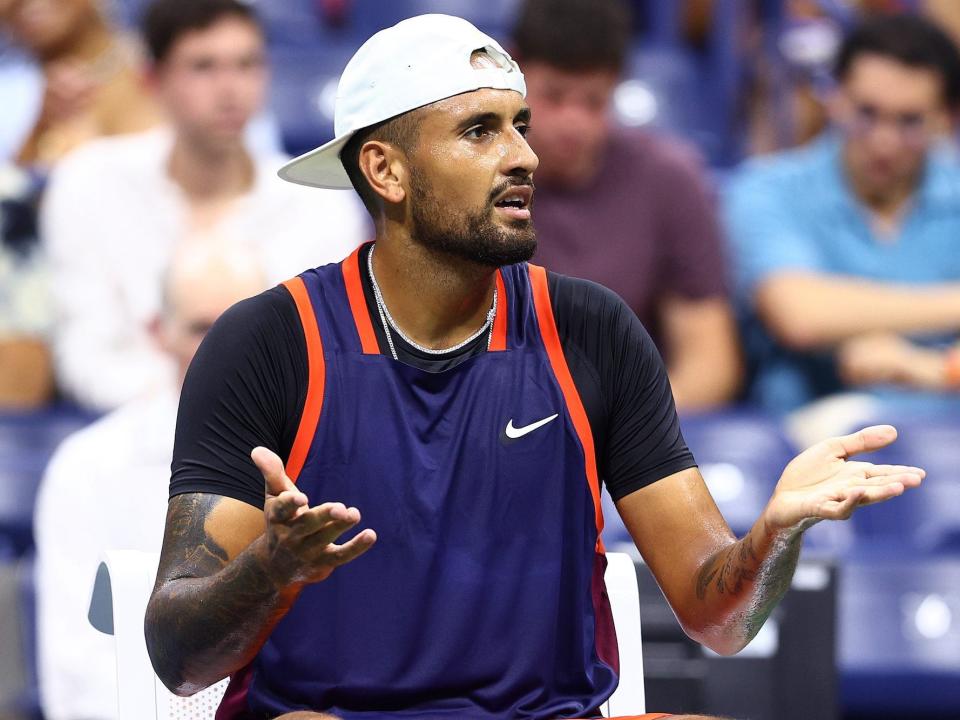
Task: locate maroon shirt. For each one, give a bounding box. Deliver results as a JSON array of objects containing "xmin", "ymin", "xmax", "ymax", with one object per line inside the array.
[{"xmin": 531, "ymin": 127, "xmax": 728, "ymax": 350}]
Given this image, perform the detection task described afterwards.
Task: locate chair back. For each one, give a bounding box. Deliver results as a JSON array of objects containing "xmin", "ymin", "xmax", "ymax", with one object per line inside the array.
[
  {"xmin": 88, "ymin": 550, "xmax": 227, "ymax": 719},
  {"xmin": 89, "ymin": 549, "xmax": 645, "ymax": 717},
  {"xmin": 602, "ymin": 551, "xmax": 647, "ymax": 716}
]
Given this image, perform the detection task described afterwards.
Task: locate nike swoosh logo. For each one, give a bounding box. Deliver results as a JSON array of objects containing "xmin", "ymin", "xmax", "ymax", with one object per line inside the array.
[{"xmin": 504, "ymin": 413, "xmax": 559, "ymax": 440}]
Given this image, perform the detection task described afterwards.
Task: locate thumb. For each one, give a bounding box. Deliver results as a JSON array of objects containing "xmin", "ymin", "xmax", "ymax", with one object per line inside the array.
[
  {"xmin": 829, "ymin": 424, "xmax": 898, "ymax": 459},
  {"xmin": 251, "ymin": 446, "xmax": 300, "ymax": 498}
]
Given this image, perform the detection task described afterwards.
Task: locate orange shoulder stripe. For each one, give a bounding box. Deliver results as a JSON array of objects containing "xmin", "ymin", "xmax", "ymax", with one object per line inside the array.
[
  {"xmin": 281, "ymin": 277, "xmax": 326, "ymax": 482},
  {"xmin": 489, "ymin": 269, "xmax": 508, "ymax": 351},
  {"xmin": 527, "ymin": 263, "xmax": 605, "ymax": 552},
  {"xmin": 341, "ymin": 244, "xmax": 379, "ymax": 354}
]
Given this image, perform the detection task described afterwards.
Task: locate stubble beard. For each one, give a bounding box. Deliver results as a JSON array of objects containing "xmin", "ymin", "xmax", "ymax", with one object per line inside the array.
[{"xmin": 409, "ymin": 171, "xmax": 537, "ymax": 268}]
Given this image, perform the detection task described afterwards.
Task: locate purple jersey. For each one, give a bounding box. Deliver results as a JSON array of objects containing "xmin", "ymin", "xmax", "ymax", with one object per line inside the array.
[{"xmin": 217, "ymin": 246, "xmax": 619, "ymax": 719}]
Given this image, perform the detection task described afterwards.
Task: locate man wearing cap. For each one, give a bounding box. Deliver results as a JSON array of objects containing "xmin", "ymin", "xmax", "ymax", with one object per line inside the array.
[{"xmin": 145, "ymin": 14, "xmax": 923, "ymax": 720}]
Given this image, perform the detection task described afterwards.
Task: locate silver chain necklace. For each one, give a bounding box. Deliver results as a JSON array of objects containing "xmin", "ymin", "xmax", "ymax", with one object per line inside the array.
[{"xmin": 367, "ymin": 243, "xmax": 497, "ymax": 361}]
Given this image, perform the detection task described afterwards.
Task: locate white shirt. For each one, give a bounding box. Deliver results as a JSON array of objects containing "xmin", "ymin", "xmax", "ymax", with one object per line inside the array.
[
  {"xmin": 34, "ymin": 390, "xmax": 178, "ymax": 720},
  {"xmin": 42, "ymin": 128, "xmax": 369, "ymax": 411}
]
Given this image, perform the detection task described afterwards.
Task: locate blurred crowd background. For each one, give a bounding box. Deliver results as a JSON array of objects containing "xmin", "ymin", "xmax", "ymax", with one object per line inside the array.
[{"xmin": 1, "ymin": 0, "xmax": 959, "ymax": 719}]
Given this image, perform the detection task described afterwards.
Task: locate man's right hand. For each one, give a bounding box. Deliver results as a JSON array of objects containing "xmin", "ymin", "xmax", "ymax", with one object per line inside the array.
[{"xmin": 251, "ymin": 447, "xmax": 377, "ymax": 589}]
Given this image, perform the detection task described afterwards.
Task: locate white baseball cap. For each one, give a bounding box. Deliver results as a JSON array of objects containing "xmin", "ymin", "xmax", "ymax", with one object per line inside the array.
[{"xmin": 277, "ymin": 14, "xmax": 527, "ymax": 190}]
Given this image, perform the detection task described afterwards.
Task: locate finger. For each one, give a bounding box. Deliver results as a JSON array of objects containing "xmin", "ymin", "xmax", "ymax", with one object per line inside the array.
[
  {"xmin": 324, "ymin": 529, "xmax": 378, "ymax": 566},
  {"xmin": 852, "ymin": 482, "xmax": 908, "ymax": 507},
  {"xmin": 252, "ymin": 446, "xmax": 304, "ymax": 501},
  {"xmin": 817, "ymin": 487, "xmax": 865, "ymax": 520},
  {"xmin": 860, "ymin": 464, "xmax": 925, "ymax": 481},
  {"xmin": 829, "ymin": 425, "xmax": 898, "ymax": 459},
  {"xmin": 294, "ymin": 503, "xmax": 364, "ymax": 543},
  {"xmin": 267, "ymin": 489, "xmax": 309, "ymax": 525}
]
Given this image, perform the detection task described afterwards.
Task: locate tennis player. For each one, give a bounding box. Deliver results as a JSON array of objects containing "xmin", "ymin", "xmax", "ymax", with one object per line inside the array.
[{"xmin": 145, "ymin": 15, "xmax": 924, "ymax": 720}]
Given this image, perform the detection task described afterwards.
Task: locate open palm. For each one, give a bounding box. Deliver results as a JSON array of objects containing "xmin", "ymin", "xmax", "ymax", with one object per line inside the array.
[{"xmin": 765, "ymin": 425, "xmax": 925, "ymax": 532}]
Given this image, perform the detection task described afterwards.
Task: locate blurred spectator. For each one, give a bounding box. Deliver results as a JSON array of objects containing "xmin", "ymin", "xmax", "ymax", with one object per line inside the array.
[
  {"xmin": 0, "ymin": 162, "xmax": 53, "ymax": 407},
  {"xmin": 513, "ymin": 0, "xmax": 742, "ymax": 412},
  {"xmin": 725, "ymin": 14, "xmax": 960, "ymax": 415},
  {"xmin": 0, "ymin": 0, "xmax": 161, "ymax": 169},
  {"xmin": 34, "ymin": 239, "xmax": 266, "ymax": 720},
  {"xmin": 42, "ymin": 0, "xmax": 368, "ymax": 412}
]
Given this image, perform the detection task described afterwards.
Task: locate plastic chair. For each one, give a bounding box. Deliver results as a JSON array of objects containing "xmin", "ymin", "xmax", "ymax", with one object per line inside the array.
[
  {"xmin": 89, "ymin": 550, "xmax": 645, "ymax": 717},
  {"xmin": 88, "ymin": 550, "xmax": 228, "ymax": 719},
  {"xmin": 602, "ymin": 552, "xmax": 647, "ymax": 716}
]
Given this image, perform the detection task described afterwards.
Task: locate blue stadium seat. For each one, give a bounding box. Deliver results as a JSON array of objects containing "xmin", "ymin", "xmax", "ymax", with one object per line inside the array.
[
  {"xmin": 252, "ymin": 0, "xmax": 326, "ymax": 46},
  {"xmin": 268, "ymin": 41, "xmax": 359, "ymax": 157},
  {"xmin": 16, "ymin": 554, "xmax": 40, "ymax": 719},
  {"xmin": 0, "ymin": 406, "xmax": 97, "ymax": 558},
  {"xmin": 348, "ymin": 0, "xmax": 519, "ymax": 39},
  {"xmin": 679, "ymin": 409, "xmax": 796, "ymax": 538},
  {"xmin": 840, "ymin": 555, "xmax": 960, "ymax": 716},
  {"xmin": 113, "ymin": 0, "xmax": 325, "ymax": 44},
  {"xmin": 848, "ymin": 415, "xmax": 960, "ymax": 554},
  {"xmin": 617, "ymin": 45, "xmax": 703, "ymax": 149}
]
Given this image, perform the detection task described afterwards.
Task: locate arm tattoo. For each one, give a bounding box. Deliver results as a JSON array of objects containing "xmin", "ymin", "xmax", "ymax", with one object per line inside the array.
[
  {"xmin": 694, "ymin": 523, "xmax": 803, "ymax": 645},
  {"xmin": 146, "ymin": 493, "xmax": 296, "ymax": 696}
]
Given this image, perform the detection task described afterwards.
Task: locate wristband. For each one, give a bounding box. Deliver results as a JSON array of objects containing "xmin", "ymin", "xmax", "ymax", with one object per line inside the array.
[{"xmin": 944, "ymin": 347, "xmax": 960, "ymax": 389}]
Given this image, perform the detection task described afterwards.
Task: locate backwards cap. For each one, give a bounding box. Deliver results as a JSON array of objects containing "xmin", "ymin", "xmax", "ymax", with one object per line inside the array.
[{"xmin": 278, "ymin": 14, "xmax": 527, "ymax": 190}]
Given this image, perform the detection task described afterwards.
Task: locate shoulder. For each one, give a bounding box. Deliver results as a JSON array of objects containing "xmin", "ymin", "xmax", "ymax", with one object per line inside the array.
[
  {"xmin": 202, "ymin": 284, "xmax": 302, "ymax": 353},
  {"xmin": 41, "ymin": 395, "xmax": 168, "ymax": 490},
  {"xmin": 727, "ymin": 134, "xmax": 837, "ymax": 196},
  {"xmin": 610, "ymin": 127, "xmax": 709, "ymax": 183},
  {"xmin": 547, "ymin": 271, "xmax": 636, "ymax": 328},
  {"xmin": 546, "ymin": 271, "xmax": 654, "ymax": 360},
  {"xmin": 50, "ymin": 128, "xmax": 170, "ymax": 183},
  {"xmin": 923, "ymin": 143, "xmax": 960, "ymax": 205},
  {"xmin": 252, "ymin": 153, "xmax": 363, "ymax": 213}
]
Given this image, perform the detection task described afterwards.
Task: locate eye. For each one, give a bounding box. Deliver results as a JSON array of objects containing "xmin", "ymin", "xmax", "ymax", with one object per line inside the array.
[
  {"xmin": 516, "ymin": 124, "xmax": 531, "ymax": 137},
  {"xmin": 464, "ymin": 125, "xmax": 488, "ymax": 140}
]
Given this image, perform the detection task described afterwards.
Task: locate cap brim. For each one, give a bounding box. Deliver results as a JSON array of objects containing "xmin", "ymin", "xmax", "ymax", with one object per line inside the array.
[{"xmin": 277, "ymin": 132, "xmax": 355, "ymax": 189}]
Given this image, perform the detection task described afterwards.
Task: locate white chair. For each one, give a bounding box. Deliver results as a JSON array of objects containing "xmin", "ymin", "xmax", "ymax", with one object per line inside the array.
[
  {"xmin": 602, "ymin": 551, "xmax": 647, "ymax": 716},
  {"xmin": 89, "ymin": 550, "xmax": 645, "ymax": 718},
  {"xmin": 88, "ymin": 550, "xmax": 228, "ymax": 719}
]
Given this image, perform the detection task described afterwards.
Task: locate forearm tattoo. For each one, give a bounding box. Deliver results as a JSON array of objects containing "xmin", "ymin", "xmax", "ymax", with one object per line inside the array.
[
  {"xmin": 694, "ymin": 523, "xmax": 803, "ymax": 643},
  {"xmin": 145, "ymin": 494, "xmax": 294, "ymax": 695}
]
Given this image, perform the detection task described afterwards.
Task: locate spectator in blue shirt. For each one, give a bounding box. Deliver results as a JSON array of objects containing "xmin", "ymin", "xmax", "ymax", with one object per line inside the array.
[{"xmin": 724, "ymin": 14, "xmax": 960, "ymax": 416}]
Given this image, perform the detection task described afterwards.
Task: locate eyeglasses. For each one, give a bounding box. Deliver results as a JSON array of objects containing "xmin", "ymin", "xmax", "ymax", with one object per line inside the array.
[{"xmin": 844, "ymin": 102, "xmax": 932, "ymax": 146}]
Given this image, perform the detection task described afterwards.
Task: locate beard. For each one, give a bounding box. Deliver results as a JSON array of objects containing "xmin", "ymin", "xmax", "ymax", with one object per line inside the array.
[{"xmin": 409, "ymin": 170, "xmax": 537, "ymax": 268}]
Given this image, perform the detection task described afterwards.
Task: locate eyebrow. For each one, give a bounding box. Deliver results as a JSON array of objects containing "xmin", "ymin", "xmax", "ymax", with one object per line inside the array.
[{"xmin": 455, "ymin": 107, "xmax": 532, "ymax": 132}]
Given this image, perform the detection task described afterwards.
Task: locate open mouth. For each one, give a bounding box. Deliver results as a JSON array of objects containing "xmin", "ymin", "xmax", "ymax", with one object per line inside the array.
[{"xmin": 493, "ymin": 186, "xmax": 533, "ymax": 220}]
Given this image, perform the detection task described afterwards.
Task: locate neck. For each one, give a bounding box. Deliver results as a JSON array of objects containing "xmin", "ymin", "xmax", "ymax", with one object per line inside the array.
[
  {"xmin": 167, "ymin": 133, "xmax": 253, "ymax": 203},
  {"xmin": 844, "ymin": 148, "xmax": 919, "ymax": 222},
  {"xmin": 371, "ymin": 232, "xmax": 497, "ymax": 351}
]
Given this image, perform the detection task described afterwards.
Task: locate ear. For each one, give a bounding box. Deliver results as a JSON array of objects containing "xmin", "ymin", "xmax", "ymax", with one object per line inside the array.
[
  {"xmin": 359, "ymin": 140, "xmax": 407, "ymax": 206},
  {"xmin": 931, "ymin": 106, "xmax": 953, "ymax": 136},
  {"xmin": 825, "ymin": 85, "xmax": 850, "ymax": 127},
  {"xmin": 148, "ymin": 314, "xmax": 169, "ymax": 352},
  {"xmin": 142, "ymin": 62, "xmax": 162, "ymax": 94}
]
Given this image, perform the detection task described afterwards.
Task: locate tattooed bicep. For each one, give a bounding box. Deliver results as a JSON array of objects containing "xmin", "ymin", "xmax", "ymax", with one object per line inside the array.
[
  {"xmin": 155, "ymin": 492, "xmax": 265, "ymax": 589},
  {"xmin": 156, "ymin": 493, "xmax": 230, "ymax": 584}
]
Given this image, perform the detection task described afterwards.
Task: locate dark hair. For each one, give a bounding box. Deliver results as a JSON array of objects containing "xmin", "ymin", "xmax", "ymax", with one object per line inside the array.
[
  {"xmin": 141, "ymin": 0, "xmax": 262, "ymax": 64},
  {"xmin": 341, "ymin": 111, "xmax": 421, "ymax": 216},
  {"xmin": 835, "ymin": 13, "xmax": 960, "ymax": 108},
  {"xmin": 510, "ymin": 0, "xmax": 632, "ymax": 73}
]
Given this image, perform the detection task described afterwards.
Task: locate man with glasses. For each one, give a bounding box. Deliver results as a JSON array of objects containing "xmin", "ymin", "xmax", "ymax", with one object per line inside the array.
[{"xmin": 724, "ymin": 14, "xmax": 960, "ymax": 417}]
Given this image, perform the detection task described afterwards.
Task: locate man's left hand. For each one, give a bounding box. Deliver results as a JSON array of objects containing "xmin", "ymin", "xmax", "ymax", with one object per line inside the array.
[{"xmin": 763, "ymin": 425, "xmax": 924, "ymax": 533}]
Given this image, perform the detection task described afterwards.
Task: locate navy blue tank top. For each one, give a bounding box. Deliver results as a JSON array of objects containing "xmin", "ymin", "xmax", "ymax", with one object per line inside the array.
[{"xmin": 217, "ymin": 245, "xmax": 619, "ymax": 719}]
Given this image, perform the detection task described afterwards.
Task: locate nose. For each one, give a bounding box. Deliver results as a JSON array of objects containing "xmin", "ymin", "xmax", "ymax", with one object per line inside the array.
[{"xmin": 502, "ymin": 127, "xmax": 539, "ymax": 179}]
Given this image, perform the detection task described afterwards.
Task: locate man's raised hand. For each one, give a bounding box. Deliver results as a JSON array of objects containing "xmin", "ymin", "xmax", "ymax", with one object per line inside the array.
[
  {"xmin": 251, "ymin": 447, "xmax": 377, "ymax": 588},
  {"xmin": 763, "ymin": 425, "xmax": 925, "ymax": 533}
]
